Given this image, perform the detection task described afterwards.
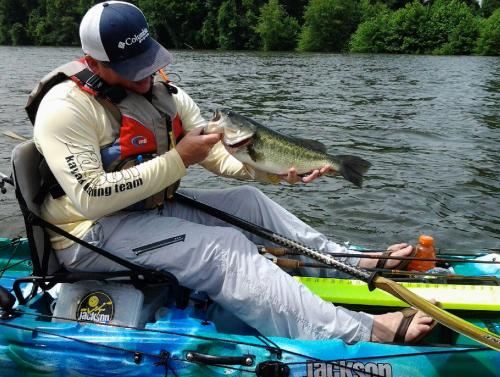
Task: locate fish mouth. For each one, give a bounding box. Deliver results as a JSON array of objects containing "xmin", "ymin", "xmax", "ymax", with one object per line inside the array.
[
  {"xmin": 224, "ymin": 136, "xmax": 252, "ymax": 149},
  {"xmin": 211, "ymin": 109, "xmax": 221, "ymax": 122}
]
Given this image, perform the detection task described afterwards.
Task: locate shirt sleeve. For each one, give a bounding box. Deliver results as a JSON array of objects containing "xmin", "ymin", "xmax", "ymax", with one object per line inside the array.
[
  {"xmin": 34, "ymin": 84, "xmax": 187, "ymax": 220},
  {"xmin": 173, "ymin": 86, "xmax": 281, "ymax": 184}
]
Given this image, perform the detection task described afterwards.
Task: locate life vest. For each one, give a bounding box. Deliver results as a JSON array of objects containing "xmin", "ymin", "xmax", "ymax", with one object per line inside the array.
[{"xmin": 25, "ymin": 58, "xmax": 183, "ymax": 210}]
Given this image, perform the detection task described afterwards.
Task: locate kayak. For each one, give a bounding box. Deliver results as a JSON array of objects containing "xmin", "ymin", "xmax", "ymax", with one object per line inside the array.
[{"xmin": 0, "ymin": 237, "xmax": 499, "ymax": 377}]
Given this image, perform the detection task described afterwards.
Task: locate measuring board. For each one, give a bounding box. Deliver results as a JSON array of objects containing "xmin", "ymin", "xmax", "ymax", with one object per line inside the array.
[{"xmin": 296, "ymin": 277, "xmax": 500, "ymax": 311}]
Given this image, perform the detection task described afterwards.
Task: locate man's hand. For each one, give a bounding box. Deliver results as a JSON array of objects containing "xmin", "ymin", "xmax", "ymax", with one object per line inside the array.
[
  {"xmin": 176, "ymin": 127, "xmax": 222, "ymax": 167},
  {"xmin": 280, "ymin": 165, "xmax": 332, "ymax": 184}
]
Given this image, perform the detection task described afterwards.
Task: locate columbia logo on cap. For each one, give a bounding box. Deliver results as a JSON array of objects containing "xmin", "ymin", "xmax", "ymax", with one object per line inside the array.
[{"xmin": 117, "ymin": 28, "xmax": 149, "ymax": 50}]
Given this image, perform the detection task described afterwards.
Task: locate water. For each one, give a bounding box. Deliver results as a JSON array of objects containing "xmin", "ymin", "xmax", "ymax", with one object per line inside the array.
[{"xmin": 0, "ymin": 47, "xmax": 498, "ymax": 253}]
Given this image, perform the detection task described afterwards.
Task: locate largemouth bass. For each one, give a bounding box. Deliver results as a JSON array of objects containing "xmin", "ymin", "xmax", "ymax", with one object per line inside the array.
[{"xmin": 205, "ymin": 109, "xmax": 371, "ymax": 187}]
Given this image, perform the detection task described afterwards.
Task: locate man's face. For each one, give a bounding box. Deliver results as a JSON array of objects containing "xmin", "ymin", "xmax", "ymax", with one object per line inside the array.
[{"xmin": 92, "ymin": 59, "xmax": 153, "ymax": 94}]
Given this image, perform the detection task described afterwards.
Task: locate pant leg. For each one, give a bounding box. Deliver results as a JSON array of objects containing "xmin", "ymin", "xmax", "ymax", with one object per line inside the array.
[
  {"xmin": 168, "ymin": 186, "xmax": 361, "ymax": 277},
  {"xmin": 56, "ymin": 210, "xmax": 372, "ymax": 342}
]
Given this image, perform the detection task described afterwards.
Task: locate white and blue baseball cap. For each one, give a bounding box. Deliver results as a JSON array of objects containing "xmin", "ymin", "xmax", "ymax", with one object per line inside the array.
[{"xmin": 79, "ymin": 1, "xmax": 172, "ymax": 81}]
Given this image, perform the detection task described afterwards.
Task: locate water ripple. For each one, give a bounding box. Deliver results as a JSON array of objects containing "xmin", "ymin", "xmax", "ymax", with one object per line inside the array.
[{"xmin": 0, "ymin": 47, "xmax": 498, "ymax": 252}]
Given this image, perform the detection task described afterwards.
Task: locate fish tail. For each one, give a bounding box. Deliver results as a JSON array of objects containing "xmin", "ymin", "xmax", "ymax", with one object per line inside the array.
[{"xmin": 330, "ymin": 155, "xmax": 371, "ymax": 188}]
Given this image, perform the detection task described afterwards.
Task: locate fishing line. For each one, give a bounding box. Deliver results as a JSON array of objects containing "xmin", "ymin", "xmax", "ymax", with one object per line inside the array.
[
  {"xmin": 0, "ymin": 239, "xmax": 23, "ymax": 279},
  {"xmin": 0, "ymin": 259, "xmax": 30, "ymax": 275}
]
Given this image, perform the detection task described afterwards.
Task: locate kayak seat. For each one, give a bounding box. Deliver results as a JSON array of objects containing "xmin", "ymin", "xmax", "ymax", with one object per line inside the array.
[{"xmin": 10, "ymin": 140, "xmax": 190, "ymax": 308}]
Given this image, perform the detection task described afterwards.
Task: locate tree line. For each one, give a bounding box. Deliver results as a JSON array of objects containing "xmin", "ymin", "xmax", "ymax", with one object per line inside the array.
[{"xmin": 0, "ymin": 0, "xmax": 498, "ymax": 55}]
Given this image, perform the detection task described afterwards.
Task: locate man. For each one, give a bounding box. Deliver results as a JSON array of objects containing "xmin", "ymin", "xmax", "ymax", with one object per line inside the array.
[{"xmin": 31, "ymin": 1, "xmax": 433, "ymax": 344}]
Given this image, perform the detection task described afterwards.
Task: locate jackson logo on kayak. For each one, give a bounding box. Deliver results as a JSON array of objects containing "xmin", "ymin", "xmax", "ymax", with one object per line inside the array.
[
  {"xmin": 303, "ymin": 360, "xmax": 392, "ymax": 377},
  {"xmin": 76, "ymin": 291, "xmax": 114, "ymax": 324}
]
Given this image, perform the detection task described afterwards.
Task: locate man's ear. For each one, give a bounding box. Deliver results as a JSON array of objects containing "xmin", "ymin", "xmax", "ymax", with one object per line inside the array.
[{"xmin": 84, "ymin": 55, "xmax": 100, "ymax": 73}]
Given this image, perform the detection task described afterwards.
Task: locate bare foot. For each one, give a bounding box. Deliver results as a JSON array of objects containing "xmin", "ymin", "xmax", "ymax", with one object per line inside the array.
[
  {"xmin": 371, "ymin": 308, "xmax": 435, "ymax": 343},
  {"xmin": 359, "ymin": 243, "xmax": 414, "ymax": 269}
]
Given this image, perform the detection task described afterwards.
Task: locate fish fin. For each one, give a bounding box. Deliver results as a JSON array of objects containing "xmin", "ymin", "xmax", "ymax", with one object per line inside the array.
[
  {"xmin": 247, "ymin": 144, "xmax": 263, "ymax": 163},
  {"xmin": 293, "ymin": 137, "xmax": 328, "ymax": 153},
  {"xmin": 331, "ymin": 155, "xmax": 371, "ymax": 188}
]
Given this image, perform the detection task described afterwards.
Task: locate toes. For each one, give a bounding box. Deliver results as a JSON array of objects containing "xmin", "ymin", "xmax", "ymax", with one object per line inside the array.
[{"xmin": 405, "ymin": 311, "xmax": 435, "ymax": 343}]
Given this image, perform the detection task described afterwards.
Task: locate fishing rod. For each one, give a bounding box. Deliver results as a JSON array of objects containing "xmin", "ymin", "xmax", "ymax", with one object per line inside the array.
[
  {"xmin": 1, "ymin": 130, "xmax": 28, "ymax": 141},
  {"xmin": 257, "ymin": 246, "xmax": 500, "ymax": 265},
  {"xmin": 174, "ymin": 192, "xmax": 500, "ymax": 351},
  {"xmin": 261, "ymin": 255, "xmax": 499, "ymax": 284},
  {"xmin": 349, "ymin": 247, "xmax": 497, "ymax": 258},
  {"xmin": 0, "ymin": 171, "xmax": 13, "ymax": 194}
]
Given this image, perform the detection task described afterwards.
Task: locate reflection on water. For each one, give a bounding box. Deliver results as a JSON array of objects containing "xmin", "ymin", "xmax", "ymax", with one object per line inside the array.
[{"xmin": 0, "ymin": 47, "xmax": 498, "ymax": 252}]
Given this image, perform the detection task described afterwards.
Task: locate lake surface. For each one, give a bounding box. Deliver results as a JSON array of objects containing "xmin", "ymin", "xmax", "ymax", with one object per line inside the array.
[{"xmin": 0, "ymin": 47, "xmax": 498, "ymax": 253}]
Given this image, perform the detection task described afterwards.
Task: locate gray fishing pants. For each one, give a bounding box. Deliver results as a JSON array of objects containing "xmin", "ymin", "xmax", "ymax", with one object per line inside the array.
[{"xmin": 57, "ymin": 186, "xmax": 373, "ymax": 342}]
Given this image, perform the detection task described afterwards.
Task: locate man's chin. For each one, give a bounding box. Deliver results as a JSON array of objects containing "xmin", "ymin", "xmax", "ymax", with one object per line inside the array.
[{"xmin": 125, "ymin": 77, "xmax": 153, "ymax": 94}]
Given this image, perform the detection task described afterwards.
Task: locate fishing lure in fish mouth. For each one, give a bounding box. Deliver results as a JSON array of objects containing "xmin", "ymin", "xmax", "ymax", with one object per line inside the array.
[{"xmin": 205, "ymin": 108, "xmax": 371, "ymax": 187}]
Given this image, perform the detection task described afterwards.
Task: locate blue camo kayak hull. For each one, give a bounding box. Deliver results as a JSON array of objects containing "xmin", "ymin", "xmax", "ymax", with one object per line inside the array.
[{"xmin": 0, "ymin": 305, "xmax": 498, "ymax": 377}]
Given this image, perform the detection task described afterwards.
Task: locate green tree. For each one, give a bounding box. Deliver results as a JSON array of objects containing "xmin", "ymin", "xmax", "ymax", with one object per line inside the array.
[
  {"xmin": 0, "ymin": 0, "xmax": 39, "ymax": 44},
  {"xmin": 427, "ymin": 0, "xmax": 480, "ymax": 55},
  {"xmin": 10, "ymin": 22, "xmax": 29, "ymax": 45},
  {"xmin": 200, "ymin": 7, "xmax": 220, "ymax": 48},
  {"xmin": 475, "ymin": 7, "xmax": 500, "ymax": 55},
  {"xmin": 481, "ymin": 0, "xmax": 500, "ymax": 17},
  {"xmin": 217, "ymin": 0, "xmax": 263, "ymax": 49},
  {"xmin": 350, "ymin": 0, "xmax": 480, "ymax": 55},
  {"xmin": 349, "ymin": 9, "xmax": 392, "ymax": 52},
  {"xmin": 298, "ymin": 0, "xmax": 362, "ymax": 52},
  {"xmin": 217, "ymin": 0, "xmax": 243, "ymax": 49},
  {"xmin": 359, "ymin": 0, "xmax": 390, "ymax": 21},
  {"xmin": 256, "ymin": 0, "xmax": 300, "ymax": 50},
  {"xmin": 385, "ymin": 1, "xmax": 429, "ymax": 53},
  {"xmin": 26, "ymin": 0, "xmax": 90, "ymax": 45},
  {"xmin": 138, "ymin": 0, "xmax": 220, "ymax": 49},
  {"xmin": 282, "ymin": 0, "xmax": 308, "ymax": 20}
]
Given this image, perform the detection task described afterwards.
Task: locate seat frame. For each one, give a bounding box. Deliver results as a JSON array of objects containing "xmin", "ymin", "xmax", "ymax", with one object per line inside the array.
[{"xmin": 10, "ymin": 141, "xmax": 189, "ymax": 308}]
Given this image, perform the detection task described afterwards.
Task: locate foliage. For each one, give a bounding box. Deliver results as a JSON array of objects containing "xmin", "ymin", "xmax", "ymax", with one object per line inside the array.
[
  {"xmin": 256, "ymin": 0, "xmax": 300, "ymax": 50},
  {"xmin": 480, "ymin": 0, "xmax": 500, "ymax": 17},
  {"xmin": 349, "ymin": 9, "xmax": 392, "ymax": 52},
  {"xmin": 0, "ymin": 0, "xmax": 496, "ymax": 56},
  {"xmin": 349, "ymin": 0, "xmax": 481, "ymax": 55},
  {"xmin": 216, "ymin": 0, "xmax": 263, "ymax": 50},
  {"xmin": 475, "ymin": 8, "xmax": 500, "ymax": 55},
  {"xmin": 11, "ymin": 22, "xmax": 30, "ymax": 45},
  {"xmin": 138, "ymin": 0, "xmax": 224, "ymax": 49},
  {"xmin": 429, "ymin": 0, "xmax": 480, "ymax": 55},
  {"xmin": 359, "ymin": 0, "xmax": 390, "ymax": 22},
  {"xmin": 298, "ymin": 0, "xmax": 362, "ymax": 52}
]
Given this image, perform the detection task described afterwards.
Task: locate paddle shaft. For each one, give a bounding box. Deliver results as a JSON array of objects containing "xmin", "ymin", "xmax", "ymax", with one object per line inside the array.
[{"xmin": 174, "ymin": 192, "xmax": 500, "ymax": 351}]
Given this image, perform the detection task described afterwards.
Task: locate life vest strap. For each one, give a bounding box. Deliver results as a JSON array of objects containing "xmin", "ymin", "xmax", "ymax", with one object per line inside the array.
[{"xmin": 73, "ymin": 69, "xmax": 127, "ymax": 104}]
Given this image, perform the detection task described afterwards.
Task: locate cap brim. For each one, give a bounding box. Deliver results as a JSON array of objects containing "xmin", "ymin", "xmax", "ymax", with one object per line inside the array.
[{"xmin": 107, "ymin": 38, "xmax": 172, "ymax": 81}]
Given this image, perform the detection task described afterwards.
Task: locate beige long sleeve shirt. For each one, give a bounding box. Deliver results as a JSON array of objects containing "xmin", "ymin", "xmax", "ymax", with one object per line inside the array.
[{"xmin": 34, "ymin": 80, "xmax": 275, "ymax": 250}]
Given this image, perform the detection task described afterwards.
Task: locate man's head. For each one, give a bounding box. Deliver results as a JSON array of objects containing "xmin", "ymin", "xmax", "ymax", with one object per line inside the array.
[{"xmin": 80, "ymin": 1, "xmax": 172, "ymax": 83}]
